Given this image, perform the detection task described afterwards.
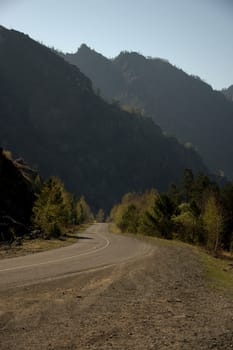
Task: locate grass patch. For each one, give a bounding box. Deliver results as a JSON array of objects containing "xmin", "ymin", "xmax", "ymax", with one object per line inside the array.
[{"xmin": 199, "ymin": 250, "xmax": 233, "ymax": 292}]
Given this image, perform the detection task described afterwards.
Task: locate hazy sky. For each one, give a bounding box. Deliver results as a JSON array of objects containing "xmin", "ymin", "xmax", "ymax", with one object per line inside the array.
[{"xmin": 0, "ymin": 0, "xmax": 232, "ymax": 89}]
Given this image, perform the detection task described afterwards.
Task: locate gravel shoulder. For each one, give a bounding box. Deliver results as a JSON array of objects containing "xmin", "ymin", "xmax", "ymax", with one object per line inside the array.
[{"xmin": 0, "ymin": 227, "xmax": 233, "ymax": 350}]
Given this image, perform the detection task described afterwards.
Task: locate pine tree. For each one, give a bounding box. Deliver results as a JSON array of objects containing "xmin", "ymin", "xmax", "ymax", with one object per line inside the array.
[{"xmin": 146, "ymin": 194, "xmax": 177, "ymax": 239}]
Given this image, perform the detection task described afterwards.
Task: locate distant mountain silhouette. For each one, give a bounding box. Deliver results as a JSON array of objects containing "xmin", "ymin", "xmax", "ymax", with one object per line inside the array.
[
  {"xmin": 222, "ymin": 85, "xmax": 233, "ymax": 101},
  {"xmin": 0, "ymin": 27, "xmax": 207, "ymax": 210},
  {"xmin": 64, "ymin": 46, "xmax": 233, "ymax": 178}
]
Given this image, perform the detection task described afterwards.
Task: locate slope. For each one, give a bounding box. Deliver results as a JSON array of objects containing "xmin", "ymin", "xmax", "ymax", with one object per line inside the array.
[
  {"xmin": 0, "ymin": 26, "xmax": 207, "ymax": 210},
  {"xmin": 0, "ymin": 148, "xmax": 36, "ymax": 239},
  {"xmin": 222, "ymin": 85, "xmax": 233, "ymax": 101},
  {"xmin": 64, "ymin": 46, "xmax": 233, "ymax": 178}
]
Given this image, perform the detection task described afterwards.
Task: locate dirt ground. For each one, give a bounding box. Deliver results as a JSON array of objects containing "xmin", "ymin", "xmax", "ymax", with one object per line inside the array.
[{"xmin": 0, "ymin": 237, "xmax": 232, "ymax": 349}]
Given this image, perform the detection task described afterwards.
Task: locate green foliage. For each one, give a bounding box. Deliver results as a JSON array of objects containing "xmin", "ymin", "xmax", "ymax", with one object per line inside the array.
[
  {"xmin": 111, "ymin": 170, "xmax": 233, "ymax": 255},
  {"xmin": 221, "ymin": 182, "xmax": 233, "ymax": 250},
  {"xmin": 200, "ymin": 251, "xmax": 233, "ymax": 291},
  {"xmin": 167, "ymin": 183, "xmax": 182, "ymax": 206},
  {"xmin": 202, "ymin": 195, "xmax": 224, "ymax": 254},
  {"xmin": 119, "ymin": 204, "xmax": 139, "ymax": 233},
  {"xmin": 76, "ymin": 196, "xmax": 94, "ymax": 224},
  {"xmin": 0, "ymin": 147, "xmax": 92, "ymax": 243},
  {"xmin": 32, "ymin": 177, "xmax": 73, "ymax": 238},
  {"xmin": 146, "ymin": 194, "xmax": 178, "ymax": 239},
  {"xmin": 173, "ymin": 203, "xmax": 202, "ymax": 243},
  {"xmin": 110, "ymin": 189, "xmax": 158, "ymax": 234},
  {"xmin": 96, "ymin": 209, "xmax": 105, "ymax": 223}
]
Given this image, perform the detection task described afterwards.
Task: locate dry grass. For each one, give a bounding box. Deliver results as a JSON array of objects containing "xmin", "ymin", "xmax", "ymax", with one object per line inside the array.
[{"xmin": 0, "ymin": 223, "xmax": 92, "ymax": 259}]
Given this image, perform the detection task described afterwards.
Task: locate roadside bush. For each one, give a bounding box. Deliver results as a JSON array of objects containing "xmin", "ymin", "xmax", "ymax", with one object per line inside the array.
[
  {"xmin": 32, "ymin": 177, "xmax": 72, "ymax": 238},
  {"xmin": 173, "ymin": 203, "xmax": 201, "ymax": 243}
]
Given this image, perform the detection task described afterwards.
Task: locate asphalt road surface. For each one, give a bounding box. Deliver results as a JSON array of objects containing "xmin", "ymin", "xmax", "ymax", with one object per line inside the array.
[{"xmin": 0, "ymin": 223, "xmax": 151, "ymax": 291}]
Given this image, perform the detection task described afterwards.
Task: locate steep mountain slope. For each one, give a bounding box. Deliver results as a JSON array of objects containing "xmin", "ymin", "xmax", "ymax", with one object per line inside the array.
[
  {"xmin": 65, "ymin": 44, "xmax": 125, "ymax": 100},
  {"xmin": 222, "ymin": 85, "xmax": 233, "ymax": 101},
  {"xmin": 0, "ymin": 148, "xmax": 36, "ymax": 239},
  {"xmin": 64, "ymin": 46, "xmax": 233, "ymax": 178},
  {"xmin": 0, "ymin": 26, "xmax": 207, "ymax": 210}
]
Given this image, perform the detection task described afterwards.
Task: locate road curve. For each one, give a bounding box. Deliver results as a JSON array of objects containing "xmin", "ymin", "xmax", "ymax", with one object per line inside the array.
[{"xmin": 0, "ymin": 223, "xmax": 152, "ymax": 290}]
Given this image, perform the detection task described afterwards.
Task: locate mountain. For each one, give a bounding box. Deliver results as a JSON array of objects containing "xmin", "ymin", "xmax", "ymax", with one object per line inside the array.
[
  {"xmin": 64, "ymin": 46, "xmax": 233, "ymax": 178},
  {"xmin": 0, "ymin": 26, "xmax": 207, "ymax": 210},
  {"xmin": 65, "ymin": 44, "xmax": 125, "ymax": 100},
  {"xmin": 222, "ymin": 85, "xmax": 233, "ymax": 101}
]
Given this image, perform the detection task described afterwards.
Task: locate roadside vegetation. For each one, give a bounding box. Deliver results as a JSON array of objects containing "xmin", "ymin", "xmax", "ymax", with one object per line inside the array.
[
  {"xmin": 32, "ymin": 176, "xmax": 94, "ymax": 239},
  {"xmin": 200, "ymin": 250, "xmax": 233, "ymax": 291},
  {"xmin": 110, "ymin": 169, "xmax": 233, "ymax": 257},
  {"xmin": 0, "ymin": 148, "xmax": 94, "ymax": 247}
]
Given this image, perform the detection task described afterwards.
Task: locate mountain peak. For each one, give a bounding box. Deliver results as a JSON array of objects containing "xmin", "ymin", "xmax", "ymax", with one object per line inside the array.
[
  {"xmin": 116, "ymin": 50, "xmax": 146, "ymax": 63},
  {"xmin": 78, "ymin": 43, "xmax": 92, "ymax": 53},
  {"xmin": 76, "ymin": 44, "xmax": 107, "ymax": 62}
]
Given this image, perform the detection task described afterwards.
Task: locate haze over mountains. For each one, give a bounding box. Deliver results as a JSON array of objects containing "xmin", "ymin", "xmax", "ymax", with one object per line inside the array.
[
  {"xmin": 222, "ymin": 85, "xmax": 233, "ymax": 101},
  {"xmin": 0, "ymin": 26, "xmax": 207, "ymax": 210},
  {"xmin": 64, "ymin": 45, "xmax": 233, "ymax": 179}
]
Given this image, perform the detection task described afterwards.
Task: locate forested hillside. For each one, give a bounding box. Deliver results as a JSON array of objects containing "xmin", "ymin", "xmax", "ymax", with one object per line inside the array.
[
  {"xmin": 0, "ymin": 147, "xmax": 94, "ymax": 242},
  {"xmin": 0, "ymin": 26, "xmax": 207, "ymax": 210},
  {"xmin": 64, "ymin": 45, "xmax": 233, "ymax": 178},
  {"xmin": 111, "ymin": 169, "xmax": 233, "ymax": 254}
]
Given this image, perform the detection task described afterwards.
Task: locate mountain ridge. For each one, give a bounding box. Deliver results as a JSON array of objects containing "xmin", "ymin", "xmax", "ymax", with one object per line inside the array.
[
  {"xmin": 0, "ymin": 26, "xmax": 207, "ymax": 210},
  {"xmin": 63, "ymin": 45, "xmax": 233, "ymax": 178}
]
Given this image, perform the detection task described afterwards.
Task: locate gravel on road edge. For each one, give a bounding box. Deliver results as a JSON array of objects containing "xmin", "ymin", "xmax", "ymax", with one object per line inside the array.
[{"xmin": 0, "ymin": 232, "xmax": 233, "ymax": 349}]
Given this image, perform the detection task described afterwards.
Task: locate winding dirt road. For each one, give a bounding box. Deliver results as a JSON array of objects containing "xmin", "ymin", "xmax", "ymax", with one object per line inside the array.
[{"xmin": 0, "ymin": 224, "xmax": 232, "ymax": 349}]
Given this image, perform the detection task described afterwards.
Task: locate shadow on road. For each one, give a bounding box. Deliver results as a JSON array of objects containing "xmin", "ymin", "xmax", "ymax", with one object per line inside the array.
[
  {"xmin": 77, "ymin": 236, "xmax": 93, "ymax": 240},
  {"xmin": 65, "ymin": 234, "xmax": 93, "ymax": 240}
]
